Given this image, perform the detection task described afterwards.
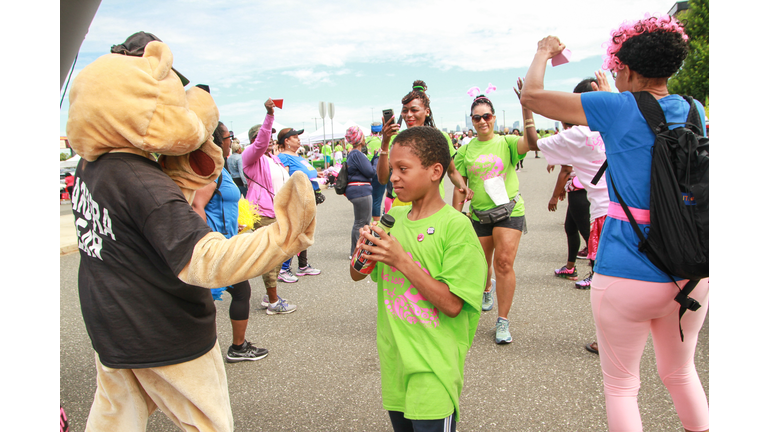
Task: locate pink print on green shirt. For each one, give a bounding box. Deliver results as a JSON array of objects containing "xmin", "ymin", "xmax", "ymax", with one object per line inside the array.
[
  {"xmin": 381, "ymin": 254, "xmax": 440, "ymax": 328},
  {"xmin": 468, "ymin": 153, "xmax": 505, "ymax": 181}
]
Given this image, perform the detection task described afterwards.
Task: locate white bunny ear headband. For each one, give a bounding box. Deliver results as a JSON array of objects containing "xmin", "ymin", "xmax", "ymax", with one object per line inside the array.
[{"xmin": 467, "ymin": 83, "xmax": 497, "ymax": 98}]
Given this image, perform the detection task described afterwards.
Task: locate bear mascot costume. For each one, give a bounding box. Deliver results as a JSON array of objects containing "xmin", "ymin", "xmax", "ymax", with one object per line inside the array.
[{"xmin": 66, "ymin": 32, "xmax": 316, "ymax": 431}]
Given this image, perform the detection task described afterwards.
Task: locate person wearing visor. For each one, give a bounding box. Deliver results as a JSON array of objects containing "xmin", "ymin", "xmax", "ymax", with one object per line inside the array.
[{"xmin": 277, "ymin": 128, "xmax": 323, "ymax": 280}]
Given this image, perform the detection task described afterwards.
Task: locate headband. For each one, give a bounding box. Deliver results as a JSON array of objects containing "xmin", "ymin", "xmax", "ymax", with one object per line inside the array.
[
  {"xmin": 467, "ymin": 83, "xmax": 497, "ymax": 98},
  {"xmin": 413, "ymin": 85, "xmax": 425, "ymax": 91}
]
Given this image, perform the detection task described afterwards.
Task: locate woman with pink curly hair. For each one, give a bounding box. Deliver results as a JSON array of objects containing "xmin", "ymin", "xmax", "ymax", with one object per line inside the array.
[{"xmin": 520, "ymin": 14, "xmax": 709, "ymax": 432}]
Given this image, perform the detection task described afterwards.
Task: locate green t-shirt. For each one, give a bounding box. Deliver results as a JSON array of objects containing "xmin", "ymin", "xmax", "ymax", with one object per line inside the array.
[
  {"xmin": 334, "ymin": 144, "xmax": 343, "ymax": 152},
  {"xmin": 365, "ymin": 136, "xmax": 382, "ymax": 161},
  {"xmin": 322, "ymin": 144, "xmax": 332, "ymax": 157},
  {"xmin": 454, "ymin": 134, "xmax": 527, "ymax": 219},
  {"xmin": 371, "ymin": 205, "xmax": 486, "ymax": 422}
]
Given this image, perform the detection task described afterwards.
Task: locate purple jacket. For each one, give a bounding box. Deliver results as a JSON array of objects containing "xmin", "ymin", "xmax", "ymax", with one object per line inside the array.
[{"xmin": 242, "ymin": 114, "xmax": 279, "ymax": 218}]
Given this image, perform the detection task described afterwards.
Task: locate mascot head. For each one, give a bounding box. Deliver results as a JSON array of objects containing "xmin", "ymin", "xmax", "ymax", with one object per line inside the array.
[{"xmin": 66, "ymin": 31, "xmax": 223, "ymax": 200}]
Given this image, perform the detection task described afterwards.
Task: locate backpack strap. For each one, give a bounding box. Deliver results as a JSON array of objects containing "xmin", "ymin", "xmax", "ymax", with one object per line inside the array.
[
  {"xmin": 213, "ymin": 172, "xmax": 226, "ymax": 230},
  {"xmin": 591, "ymin": 160, "xmax": 608, "ymax": 185},
  {"xmin": 633, "ymin": 91, "xmax": 668, "ymax": 135}
]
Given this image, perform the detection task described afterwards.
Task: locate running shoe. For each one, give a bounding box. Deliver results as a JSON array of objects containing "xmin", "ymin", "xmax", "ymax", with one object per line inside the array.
[
  {"xmin": 266, "ymin": 297, "xmax": 297, "ymax": 315},
  {"xmin": 296, "ymin": 264, "xmax": 321, "ymax": 276},
  {"xmin": 278, "ymin": 269, "xmax": 298, "ymax": 283},
  {"xmin": 575, "ymin": 272, "xmax": 593, "ymax": 290},
  {"xmin": 226, "ymin": 340, "xmax": 269, "ymax": 363},
  {"xmin": 554, "ymin": 265, "xmax": 579, "ymax": 281},
  {"xmin": 576, "ymin": 247, "xmax": 589, "ymax": 259},
  {"xmin": 482, "ymin": 279, "xmax": 496, "ymax": 311},
  {"xmin": 495, "ymin": 317, "xmax": 512, "ymax": 344},
  {"xmin": 260, "ymin": 295, "xmax": 290, "ymax": 309}
]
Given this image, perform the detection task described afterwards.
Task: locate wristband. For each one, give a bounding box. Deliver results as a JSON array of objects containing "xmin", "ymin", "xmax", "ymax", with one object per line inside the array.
[
  {"xmin": 526, "ymin": 124, "xmax": 536, "ymax": 129},
  {"xmin": 380, "ymin": 151, "xmax": 388, "ymax": 155}
]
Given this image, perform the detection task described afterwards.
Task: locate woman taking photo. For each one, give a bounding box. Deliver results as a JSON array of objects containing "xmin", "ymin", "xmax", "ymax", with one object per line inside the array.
[
  {"xmin": 344, "ymin": 125, "xmax": 377, "ymax": 259},
  {"xmin": 376, "ymin": 80, "xmax": 471, "ymax": 212},
  {"xmin": 520, "ymin": 15, "xmax": 709, "ymax": 432},
  {"xmin": 453, "ymin": 85, "xmax": 538, "ymax": 344}
]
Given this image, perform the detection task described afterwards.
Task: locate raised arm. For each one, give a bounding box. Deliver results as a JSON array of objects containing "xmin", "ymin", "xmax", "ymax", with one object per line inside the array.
[
  {"xmin": 242, "ymin": 99, "xmax": 276, "ymax": 167},
  {"xmin": 520, "ymin": 36, "xmax": 589, "ymax": 127},
  {"xmin": 376, "ymin": 115, "xmax": 400, "ymax": 185}
]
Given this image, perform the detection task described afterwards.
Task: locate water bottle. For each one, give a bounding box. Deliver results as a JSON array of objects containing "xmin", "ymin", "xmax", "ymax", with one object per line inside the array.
[{"xmin": 351, "ymin": 214, "xmax": 396, "ymax": 275}]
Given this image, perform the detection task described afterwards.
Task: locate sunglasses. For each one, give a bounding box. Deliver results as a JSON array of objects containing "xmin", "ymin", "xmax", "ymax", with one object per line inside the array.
[
  {"xmin": 471, "ymin": 113, "xmax": 493, "ymax": 122},
  {"xmin": 224, "ymin": 132, "xmax": 234, "ymax": 140}
]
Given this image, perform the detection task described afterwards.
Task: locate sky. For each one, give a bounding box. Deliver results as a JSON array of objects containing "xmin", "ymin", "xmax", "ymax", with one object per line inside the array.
[{"xmin": 59, "ymin": 0, "xmax": 685, "ymax": 141}]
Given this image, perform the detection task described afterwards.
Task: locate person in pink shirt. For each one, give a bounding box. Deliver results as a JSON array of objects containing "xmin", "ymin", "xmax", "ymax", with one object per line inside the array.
[{"xmin": 242, "ymin": 99, "xmax": 297, "ymax": 315}]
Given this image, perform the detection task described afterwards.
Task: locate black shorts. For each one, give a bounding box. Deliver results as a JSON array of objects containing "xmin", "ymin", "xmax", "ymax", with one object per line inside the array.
[{"xmin": 471, "ymin": 214, "xmax": 526, "ymax": 237}]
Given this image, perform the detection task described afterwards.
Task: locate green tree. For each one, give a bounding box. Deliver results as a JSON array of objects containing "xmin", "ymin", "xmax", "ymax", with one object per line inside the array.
[{"xmin": 668, "ymin": 0, "xmax": 709, "ymax": 106}]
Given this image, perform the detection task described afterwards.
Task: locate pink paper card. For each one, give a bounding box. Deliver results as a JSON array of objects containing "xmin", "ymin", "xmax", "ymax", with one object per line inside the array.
[{"xmin": 552, "ymin": 49, "xmax": 572, "ymax": 67}]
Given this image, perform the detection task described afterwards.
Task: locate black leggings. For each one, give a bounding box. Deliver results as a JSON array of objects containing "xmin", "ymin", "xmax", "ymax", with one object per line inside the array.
[
  {"xmin": 226, "ymin": 280, "xmax": 251, "ymax": 321},
  {"xmin": 565, "ymin": 189, "xmax": 590, "ymax": 263}
]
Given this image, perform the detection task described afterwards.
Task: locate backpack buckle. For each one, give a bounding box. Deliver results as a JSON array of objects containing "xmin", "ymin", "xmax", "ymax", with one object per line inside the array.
[{"xmin": 674, "ymin": 290, "xmax": 701, "ymax": 312}]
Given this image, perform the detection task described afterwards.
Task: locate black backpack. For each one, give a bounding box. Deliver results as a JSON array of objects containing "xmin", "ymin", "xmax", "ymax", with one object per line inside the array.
[
  {"xmin": 592, "ymin": 92, "xmax": 708, "ymax": 341},
  {"xmin": 334, "ymin": 161, "xmax": 349, "ymax": 195}
]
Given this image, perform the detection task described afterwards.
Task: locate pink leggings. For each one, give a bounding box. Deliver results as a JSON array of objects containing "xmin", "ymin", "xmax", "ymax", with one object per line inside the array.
[{"xmin": 591, "ymin": 274, "xmax": 709, "ymax": 431}]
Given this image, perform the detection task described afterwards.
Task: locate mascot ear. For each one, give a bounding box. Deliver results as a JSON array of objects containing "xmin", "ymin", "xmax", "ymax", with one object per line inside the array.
[{"xmin": 143, "ymin": 41, "xmax": 174, "ymax": 82}]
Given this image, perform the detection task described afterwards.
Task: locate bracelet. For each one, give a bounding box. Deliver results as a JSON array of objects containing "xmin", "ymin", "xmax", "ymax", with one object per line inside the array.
[
  {"xmin": 525, "ymin": 119, "xmax": 534, "ymax": 124},
  {"xmin": 380, "ymin": 151, "xmax": 388, "ymax": 155},
  {"xmin": 525, "ymin": 124, "xmax": 536, "ymax": 129}
]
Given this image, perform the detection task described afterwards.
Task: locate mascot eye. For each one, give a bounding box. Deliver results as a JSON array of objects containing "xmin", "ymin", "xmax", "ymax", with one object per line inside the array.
[{"xmin": 195, "ymin": 84, "xmax": 210, "ymax": 94}]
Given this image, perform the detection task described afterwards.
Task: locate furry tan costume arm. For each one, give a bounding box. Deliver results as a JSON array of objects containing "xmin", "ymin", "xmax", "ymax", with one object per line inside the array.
[{"xmin": 177, "ymin": 171, "xmax": 316, "ymax": 288}]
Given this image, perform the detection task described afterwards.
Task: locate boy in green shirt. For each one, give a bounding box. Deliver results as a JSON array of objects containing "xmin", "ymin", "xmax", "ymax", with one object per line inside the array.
[{"xmin": 350, "ymin": 126, "xmax": 486, "ymax": 432}]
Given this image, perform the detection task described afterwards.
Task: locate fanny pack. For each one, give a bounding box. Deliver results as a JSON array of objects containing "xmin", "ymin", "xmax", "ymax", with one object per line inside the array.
[{"xmin": 472, "ymin": 193, "xmax": 520, "ymax": 224}]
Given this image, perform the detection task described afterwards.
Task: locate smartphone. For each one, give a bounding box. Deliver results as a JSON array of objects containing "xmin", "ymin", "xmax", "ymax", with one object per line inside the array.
[
  {"xmin": 382, "ymin": 109, "xmax": 394, "ymax": 125},
  {"xmin": 397, "ymin": 115, "xmax": 403, "ymax": 127}
]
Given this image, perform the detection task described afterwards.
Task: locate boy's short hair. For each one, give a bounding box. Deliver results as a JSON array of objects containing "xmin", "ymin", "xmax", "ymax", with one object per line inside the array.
[{"xmin": 392, "ymin": 126, "xmax": 450, "ymax": 182}]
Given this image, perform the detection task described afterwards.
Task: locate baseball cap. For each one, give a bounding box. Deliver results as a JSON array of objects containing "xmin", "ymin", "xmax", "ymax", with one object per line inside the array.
[
  {"xmin": 249, "ymin": 124, "xmax": 277, "ymax": 144},
  {"xmin": 277, "ymin": 128, "xmax": 304, "ymax": 145},
  {"xmin": 110, "ymin": 31, "xmax": 190, "ymax": 86}
]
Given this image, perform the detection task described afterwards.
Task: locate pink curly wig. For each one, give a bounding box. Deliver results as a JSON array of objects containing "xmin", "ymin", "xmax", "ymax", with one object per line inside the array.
[{"xmin": 602, "ymin": 13, "xmax": 688, "ymax": 71}]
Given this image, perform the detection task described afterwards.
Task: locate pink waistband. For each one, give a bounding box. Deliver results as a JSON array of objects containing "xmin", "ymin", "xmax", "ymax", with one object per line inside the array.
[
  {"xmin": 607, "ymin": 201, "xmax": 650, "ymax": 225},
  {"xmin": 348, "ymin": 182, "xmax": 371, "ymax": 186}
]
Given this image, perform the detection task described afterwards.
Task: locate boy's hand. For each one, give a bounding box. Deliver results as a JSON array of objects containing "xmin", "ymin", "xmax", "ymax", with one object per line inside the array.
[{"xmin": 360, "ymin": 224, "xmax": 404, "ymax": 268}]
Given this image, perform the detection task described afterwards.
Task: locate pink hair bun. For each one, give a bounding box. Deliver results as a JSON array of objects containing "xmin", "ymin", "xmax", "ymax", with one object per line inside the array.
[{"xmin": 602, "ymin": 13, "xmax": 688, "ymax": 71}]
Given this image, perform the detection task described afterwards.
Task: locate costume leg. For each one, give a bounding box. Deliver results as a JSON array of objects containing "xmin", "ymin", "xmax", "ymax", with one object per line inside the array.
[
  {"xmin": 86, "ymin": 353, "xmax": 157, "ymax": 432},
  {"xmin": 133, "ymin": 341, "xmax": 234, "ymax": 432}
]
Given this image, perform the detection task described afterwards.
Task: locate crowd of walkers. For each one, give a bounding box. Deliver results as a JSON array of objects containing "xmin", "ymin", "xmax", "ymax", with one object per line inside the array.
[{"xmin": 67, "ymin": 13, "xmax": 708, "ymax": 432}]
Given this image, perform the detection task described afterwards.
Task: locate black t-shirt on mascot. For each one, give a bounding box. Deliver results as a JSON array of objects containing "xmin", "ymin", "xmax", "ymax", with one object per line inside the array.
[{"xmin": 73, "ymin": 153, "xmax": 216, "ymax": 369}]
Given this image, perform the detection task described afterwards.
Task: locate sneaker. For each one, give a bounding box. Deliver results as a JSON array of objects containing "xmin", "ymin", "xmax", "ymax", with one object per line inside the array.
[
  {"xmin": 576, "ymin": 247, "xmax": 589, "ymax": 260},
  {"xmin": 278, "ymin": 269, "xmax": 298, "ymax": 283},
  {"xmin": 554, "ymin": 265, "xmax": 579, "ymax": 281},
  {"xmin": 495, "ymin": 317, "xmax": 512, "ymax": 344},
  {"xmin": 296, "ymin": 264, "xmax": 321, "ymax": 276},
  {"xmin": 260, "ymin": 295, "xmax": 290, "ymax": 309},
  {"xmin": 482, "ymin": 279, "xmax": 496, "ymax": 311},
  {"xmin": 575, "ymin": 272, "xmax": 593, "ymax": 290},
  {"xmin": 226, "ymin": 340, "xmax": 268, "ymax": 363},
  {"xmin": 266, "ymin": 297, "xmax": 297, "ymax": 315}
]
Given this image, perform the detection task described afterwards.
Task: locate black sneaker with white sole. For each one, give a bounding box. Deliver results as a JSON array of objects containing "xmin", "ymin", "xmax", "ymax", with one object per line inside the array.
[{"xmin": 226, "ymin": 340, "xmax": 268, "ymax": 363}]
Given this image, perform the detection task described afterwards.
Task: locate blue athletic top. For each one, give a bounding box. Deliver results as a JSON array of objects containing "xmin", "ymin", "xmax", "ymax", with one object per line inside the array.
[
  {"xmin": 203, "ymin": 168, "xmax": 240, "ymax": 239},
  {"xmin": 278, "ymin": 153, "xmax": 320, "ymax": 190},
  {"xmin": 581, "ymin": 91, "xmax": 706, "ymax": 282}
]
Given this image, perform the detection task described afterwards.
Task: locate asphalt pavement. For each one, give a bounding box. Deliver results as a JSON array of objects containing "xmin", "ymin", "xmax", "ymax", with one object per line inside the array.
[{"xmin": 60, "ymin": 155, "xmax": 708, "ymax": 431}]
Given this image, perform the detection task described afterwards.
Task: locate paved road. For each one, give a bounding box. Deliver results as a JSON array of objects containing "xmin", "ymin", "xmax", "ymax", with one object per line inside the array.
[{"xmin": 60, "ymin": 155, "xmax": 708, "ymax": 431}]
